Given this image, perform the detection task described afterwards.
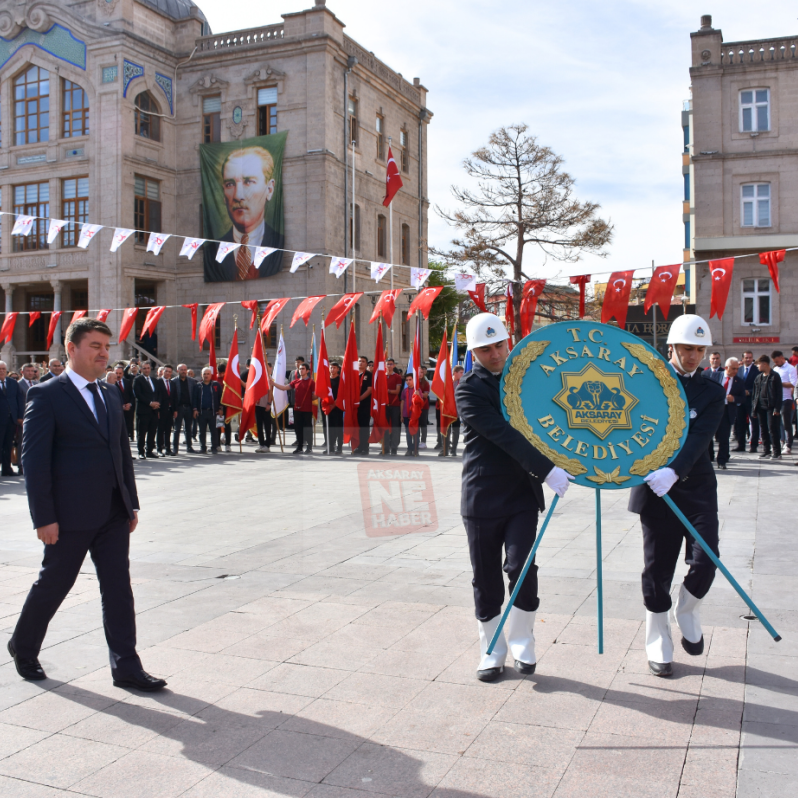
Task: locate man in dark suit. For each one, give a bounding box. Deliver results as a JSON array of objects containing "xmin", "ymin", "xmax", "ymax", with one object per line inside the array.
[
  {"xmin": 38, "ymin": 358, "xmax": 64, "ymax": 383},
  {"xmin": 172, "ymin": 363, "xmax": 197, "ymax": 454},
  {"xmin": 8, "ymin": 317, "xmax": 165, "ymax": 690},
  {"xmin": 736, "ymin": 351, "xmax": 759, "ymax": 452},
  {"xmin": 192, "ymin": 367, "xmax": 222, "ymax": 453},
  {"xmin": 133, "ymin": 362, "xmax": 161, "ymax": 460},
  {"xmin": 714, "ymin": 358, "xmax": 745, "ymax": 469},
  {"xmin": 205, "ymin": 145, "xmax": 285, "ymax": 281},
  {"xmin": 15, "ymin": 363, "xmax": 38, "ymax": 476},
  {"xmin": 113, "ymin": 362, "xmax": 136, "ymax": 441},
  {"xmin": 157, "ymin": 364, "xmax": 176, "ymax": 456},
  {"xmin": 0, "ymin": 360, "xmax": 25, "ymax": 476},
  {"xmin": 704, "ymin": 352, "xmax": 723, "ymax": 461},
  {"xmin": 629, "ymin": 315, "xmax": 725, "ymax": 678},
  {"xmin": 455, "ymin": 313, "xmax": 573, "ymax": 682}
]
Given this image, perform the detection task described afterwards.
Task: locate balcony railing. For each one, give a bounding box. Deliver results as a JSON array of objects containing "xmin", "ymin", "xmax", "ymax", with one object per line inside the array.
[
  {"xmin": 196, "ymin": 24, "xmax": 284, "ymax": 53},
  {"xmin": 721, "ymin": 39, "xmax": 798, "ymax": 65}
]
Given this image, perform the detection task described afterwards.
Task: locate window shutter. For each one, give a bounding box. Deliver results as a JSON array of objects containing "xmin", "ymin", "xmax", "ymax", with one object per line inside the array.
[
  {"xmin": 149, "ymin": 200, "xmax": 162, "ymax": 233},
  {"xmin": 203, "ymin": 96, "xmax": 222, "ymax": 114},
  {"xmin": 135, "ymin": 175, "xmax": 145, "ymax": 196},
  {"xmin": 258, "ymin": 87, "xmax": 277, "ymax": 106}
]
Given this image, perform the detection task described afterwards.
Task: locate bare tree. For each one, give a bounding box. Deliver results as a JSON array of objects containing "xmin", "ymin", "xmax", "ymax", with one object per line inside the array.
[{"xmin": 436, "ymin": 124, "xmax": 613, "ymax": 339}]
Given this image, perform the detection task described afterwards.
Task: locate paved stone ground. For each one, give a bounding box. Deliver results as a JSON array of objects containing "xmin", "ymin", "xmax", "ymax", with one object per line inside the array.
[{"xmin": 0, "ymin": 442, "xmax": 794, "ymax": 797}]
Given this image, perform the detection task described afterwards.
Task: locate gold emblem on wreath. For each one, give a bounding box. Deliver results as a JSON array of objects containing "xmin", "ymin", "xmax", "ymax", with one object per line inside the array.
[{"xmin": 553, "ymin": 363, "xmax": 638, "ymax": 440}]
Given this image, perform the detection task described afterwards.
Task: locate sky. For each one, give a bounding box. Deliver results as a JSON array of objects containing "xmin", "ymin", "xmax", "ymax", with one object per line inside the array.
[{"xmin": 195, "ymin": 0, "xmax": 798, "ymax": 283}]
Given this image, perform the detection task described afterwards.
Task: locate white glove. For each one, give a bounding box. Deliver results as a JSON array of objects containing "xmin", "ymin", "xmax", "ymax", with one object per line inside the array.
[
  {"xmin": 544, "ymin": 466, "xmax": 575, "ymax": 498},
  {"xmin": 643, "ymin": 467, "xmax": 678, "ymax": 497}
]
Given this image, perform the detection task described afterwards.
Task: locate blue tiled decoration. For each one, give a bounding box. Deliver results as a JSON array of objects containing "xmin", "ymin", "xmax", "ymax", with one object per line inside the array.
[
  {"xmin": 155, "ymin": 72, "xmax": 173, "ymax": 114},
  {"xmin": 0, "ymin": 24, "xmax": 86, "ymax": 70},
  {"xmin": 102, "ymin": 65, "xmax": 118, "ymax": 83},
  {"xmin": 122, "ymin": 59, "xmax": 145, "ymax": 97}
]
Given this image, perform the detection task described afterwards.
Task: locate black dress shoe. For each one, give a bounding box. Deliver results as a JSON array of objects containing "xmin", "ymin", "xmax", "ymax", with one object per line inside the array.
[
  {"xmin": 681, "ymin": 635, "xmax": 704, "ymax": 656},
  {"xmin": 648, "ymin": 660, "xmax": 673, "ymax": 677},
  {"xmin": 476, "ymin": 666, "xmax": 504, "ymax": 682},
  {"xmin": 514, "ymin": 660, "xmax": 536, "ymax": 675},
  {"xmin": 186, "ymin": 447, "xmax": 196, "ymax": 453},
  {"xmin": 292, "ymin": 448, "xmax": 303, "ymax": 455},
  {"xmin": 112, "ymin": 671, "xmax": 167, "ymax": 692},
  {"xmin": 7, "ymin": 641, "xmax": 46, "ymax": 681},
  {"xmin": 137, "ymin": 454, "xmax": 147, "ymax": 461},
  {"xmin": 717, "ymin": 463, "xmax": 727, "ymax": 470}
]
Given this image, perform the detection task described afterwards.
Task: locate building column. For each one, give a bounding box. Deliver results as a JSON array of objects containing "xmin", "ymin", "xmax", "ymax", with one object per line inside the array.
[
  {"xmin": 1, "ymin": 283, "xmax": 16, "ymax": 367},
  {"xmin": 50, "ymin": 279, "xmax": 64, "ymax": 360}
]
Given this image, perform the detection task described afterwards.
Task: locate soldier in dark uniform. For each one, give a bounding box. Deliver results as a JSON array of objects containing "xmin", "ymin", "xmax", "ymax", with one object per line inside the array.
[
  {"xmin": 455, "ymin": 313, "xmax": 574, "ymax": 682},
  {"xmin": 628, "ymin": 314, "xmax": 725, "ymax": 677}
]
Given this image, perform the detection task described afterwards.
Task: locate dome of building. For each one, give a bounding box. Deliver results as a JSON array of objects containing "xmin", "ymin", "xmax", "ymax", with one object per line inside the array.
[{"xmin": 136, "ymin": 0, "xmax": 211, "ymax": 34}]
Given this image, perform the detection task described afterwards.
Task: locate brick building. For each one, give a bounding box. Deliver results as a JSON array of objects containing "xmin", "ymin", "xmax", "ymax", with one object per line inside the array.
[{"xmin": 0, "ymin": 0, "xmax": 431, "ymax": 370}]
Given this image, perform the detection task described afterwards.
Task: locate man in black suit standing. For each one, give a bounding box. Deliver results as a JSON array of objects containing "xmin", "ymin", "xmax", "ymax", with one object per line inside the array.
[
  {"xmin": 715, "ymin": 357, "xmax": 745, "ymax": 469},
  {"xmin": 157, "ymin": 364, "xmax": 176, "ymax": 456},
  {"xmin": 8, "ymin": 317, "xmax": 165, "ymax": 690},
  {"xmin": 171, "ymin": 363, "xmax": 197, "ymax": 454},
  {"xmin": 113, "ymin": 362, "xmax": 136, "ymax": 441},
  {"xmin": 705, "ymin": 351, "xmax": 723, "ymax": 461},
  {"xmin": 133, "ymin": 361, "xmax": 161, "ymax": 460},
  {"xmin": 192, "ymin": 367, "xmax": 222, "ymax": 454},
  {"xmin": 736, "ymin": 350, "xmax": 759, "ymax": 452},
  {"xmin": 455, "ymin": 313, "xmax": 574, "ymax": 682},
  {"xmin": 0, "ymin": 360, "xmax": 25, "ymax": 476},
  {"xmin": 38, "ymin": 358, "xmax": 64, "ymax": 383}
]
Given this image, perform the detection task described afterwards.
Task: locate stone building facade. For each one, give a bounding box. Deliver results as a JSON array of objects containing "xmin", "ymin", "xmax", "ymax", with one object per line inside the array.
[
  {"xmin": 0, "ymin": 0, "xmax": 431, "ymax": 370},
  {"xmin": 689, "ymin": 14, "xmax": 797, "ymax": 360}
]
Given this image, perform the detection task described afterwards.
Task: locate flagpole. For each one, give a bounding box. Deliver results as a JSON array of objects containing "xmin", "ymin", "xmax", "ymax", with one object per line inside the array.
[
  {"xmin": 234, "ymin": 314, "xmax": 243, "ymax": 454},
  {"xmin": 276, "ymin": 324, "xmax": 285, "ymax": 453},
  {"xmin": 389, "ymin": 136, "xmax": 394, "ymax": 360},
  {"xmin": 352, "ymin": 138, "xmax": 356, "ymax": 296}
]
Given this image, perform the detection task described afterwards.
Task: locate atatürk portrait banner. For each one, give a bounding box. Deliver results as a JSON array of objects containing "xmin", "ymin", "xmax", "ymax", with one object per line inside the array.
[{"xmin": 200, "ymin": 131, "xmax": 288, "ymax": 282}]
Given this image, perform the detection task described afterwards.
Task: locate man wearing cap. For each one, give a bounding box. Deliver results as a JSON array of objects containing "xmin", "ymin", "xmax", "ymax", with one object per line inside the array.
[
  {"xmin": 456, "ymin": 313, "xmax": 574, "ymax": 682},
  {"xmin": 628, "ymin": 314, "xmax": 725, "ymax": 677}
]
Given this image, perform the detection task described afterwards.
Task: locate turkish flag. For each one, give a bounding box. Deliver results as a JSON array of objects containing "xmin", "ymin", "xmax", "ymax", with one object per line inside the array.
[
  {"xmin": 290, "ymin": 295, "xmax": 325, "ymax": 328},
  {"xmin": 644, "ymin": 264, "xmax": 681, "ymax": 319},
  {"xmin": 241, "ymin": 299, "xmax": 259, "ymax": 329},
  {"xmin": 70, "ymin": 310, "xmax": 87, "ymax": 326},
  {"xmin": 709, "ymin": 258, "xmax": 734, "ymax": 319},
  {"xmin": 118, "ymin": 307, "xmax": 138, "ymax": 343},
  {"xmin": 759, "ymin": 250, "xmax": 784, "ymax": 293},
  {"xmin": 520, "ymin": 280, "xmax": 545, "ymax": 337},
  {"xmin": 28, "ymin": 311, "xmax": 41, "ymax": 326},
  {"xmin": 316, "ymin": 326, "xmax": 334, "ymax": 415},
  {"xmin": 140, "ymin": 306, "xmax": 165, "ymax": 339},
  {"xmin": 409, "ymin": 316, "xmax": 425, "ymax": 437},
  {"xmin": 209, "ymin": 338, "xmax": 218, "ymax": 382},
  {"xmin": 96, "ymin": 309, "xmax": 112, "ymax": 323},
  {"xmin": 601, "ymin": 270, "xmax": 635, "ymax": 329},
  {"xmin": 0, "ymin": 312, "xmax": 18, "ymax": 344},
  {"xmin": 222, "ymin": 332, "xmax": 243, "ymax": 422},
  {"xmin": 182, "ymin": 303, "xmax": 198, "ymax": 340},
  {"xmin": 569, "ymin": 274, "xmax": 590, "ymax": 318},
  {"xmin": 370, "ymin": 288, "xmax": 402, "ymax": 326},
  {"xmin": 504, "ymin": 284, "xmax": 515, "ymax": 342},
  {"xmin": 199, "ymin": 302, "xmax": 225, "ymax": 350},
  {"xmin": 261, "ymin": 297, "xmax": 290, "ymax": 334},
  {"xmin": 369, "ymin": 322, "xmax": 390, "ymax": 443},
  {"xmin": 325, "ymin": 292, "xmax": 363, "ymax": 328},
  {"xmin": 337, "ymin": 322, "xmax": 361, "ymax": 450},
  {"xmin": 468, "ymin": 283, "xmax": 487, "ymax": 312},
  {"xmin": 431, "ymin": 327, "xmax": 457, "ymax": 437},
  {"xmin": 46, "ymin": 311, "xmax": 62, "ymax": 349},
  {"xmin": 239, "ymin": 325, "xmax": 269, "ymax": 437},
  {"xmin": 383, "ymin": 145, "xmax": 403, "ymax": 207},
  {"xmin": 408, "ymin": 286, "xmax": 442, "ymax": 320}
]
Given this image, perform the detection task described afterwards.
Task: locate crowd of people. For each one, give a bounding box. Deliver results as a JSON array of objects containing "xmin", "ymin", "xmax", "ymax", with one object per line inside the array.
[{"xmin": 0, "ymin": 351, "xmax": 464, "ymax": 473}]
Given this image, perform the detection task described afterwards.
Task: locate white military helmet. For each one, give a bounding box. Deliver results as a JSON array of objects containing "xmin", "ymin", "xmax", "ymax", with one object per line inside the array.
[
  {"xmin": 666, "ymin": 313, "xmax": 712, "ymax": 347},
  {"xmin": 465, "ymin": 313, "xmax": 509, "ymax": 350}
]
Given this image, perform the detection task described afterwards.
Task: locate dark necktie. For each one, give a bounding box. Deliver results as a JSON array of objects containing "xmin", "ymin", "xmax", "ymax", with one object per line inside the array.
[
  {"xmin": 86, "ymin": 382, "xmax": 108, "ymax": 435},
  {"xmin": 166, "ymin": 380, "xmax": 170, "ymax": 396}
]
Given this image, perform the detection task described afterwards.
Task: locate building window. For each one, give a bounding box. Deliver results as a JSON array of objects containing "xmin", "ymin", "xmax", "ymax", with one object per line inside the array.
[
  {"xmin": 741, "ymin": 183, "xmax": 770, "ymax": 227},
  {"xmin": 135, "ymin": 281, "xmax": 158, "ymax": 354},
  {"xmin": 13, "ymin": 182, "xmax": 49, "ymax": 251},
  {"xmin": 62, "ymin": 79, "xmax": 89, "ymax": 138},
  {"xmin": 401, "ymin": 310, "xmax": 409, "ymax": 351},
  {"xmin": 349, "ymin": 203, "xmax": 360, "ymax": 253},
  {"xmin": 682, "ymin": 124, "xmax": 689, "ymax": 152},
  {"xmin": 348, "ymin": 96, "xmax": 358, "ymax": 146},
  {"xmin": 742, "ymin": 278, "xmax": 771, "ymax": 325},
  {"xmin": 134, "ymin": 91, "xmax": 161, "ymax": 141},
  {"xmin": 683, "ymin": 220, "xmax": 690, "ymax": 251},
  {"xmin": 28, "ymin": 293, "xmax": 53, "ymax": 351},
  {"xmin": 683, "ymin": 173, "xmax": 690, "ymax": 202},
  {"xmin": 202, "ymin": 95, "xmax": 221, "ymax": 142},
  {"xmin": 62, "ymin": 177, "xmax": 89, "ymax": 247},
  {"xmin": 376, "ymin": 114, "xmax": 384, "ymax": 160},
  {"xmin": 401, "ymin": 224, "xmax": 410, "ymax": 265},
  {"xmin": 257, "ymin": 87, "xmax": 277, "ymax": 135},
  {"xmin": 400, "ymin": 129, "xmax": 408, "ymax": 172},
  {"xmin": 134, "ymin": 175, "xmax": 161, "ymax": 244},
  {"xmin": 14, "ymin": 65, "xmax": 50, "ymax": 145},
  {"xmin": 377, "ymin": 214, "xmax": 387, "ymax": 258},
  {"xmin": 740, "ymin": 89, "xmax": 769, "ymax": 132}
]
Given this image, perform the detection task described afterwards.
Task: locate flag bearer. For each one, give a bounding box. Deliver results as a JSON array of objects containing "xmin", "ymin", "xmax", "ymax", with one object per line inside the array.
[
  {"xmin": 628, "ymin": 314, "xmax": 725, "ymax": 677},
  {"xmin": 455, "ymin": 313, "xmax": 574, "ymax": 682}
]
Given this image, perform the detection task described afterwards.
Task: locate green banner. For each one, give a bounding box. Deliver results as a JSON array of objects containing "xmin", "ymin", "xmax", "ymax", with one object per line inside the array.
[{"xmin": 200, "ymin": 131, "xmax": 288, "ymax": 282}]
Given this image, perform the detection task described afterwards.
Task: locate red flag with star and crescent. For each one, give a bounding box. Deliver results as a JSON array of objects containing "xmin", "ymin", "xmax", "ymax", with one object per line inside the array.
[
  {"xmin": 644, "ymin": 264, "xmax": 681, "ymax": 319},
  {"xmin": 601, "ymin": 271, "xmax": 635, "ymax": 329},
  {"xmin": 709, "ymin": 258, "xmax": 734, "ymax": 319},
  {"xmin": 239, "ymin": 327, "xmax": 269, "ymax": 437},
  {"xmin": 431, "ymin": 327, "xmax": 457, "ymax": 437},
  {"xmin": 222, "ymin": 333, "xmax": 244, "ymax": 423},
  {"xmin": 759, "ymin": 250, "xmax": 784, "ymax": 293},
  {"xmin": 383, "ymin": 146, "xmax": 403, "ymax": 207},
  {"xmin": 325, "ymin": 292, "xmax": 363, "ymax": 328},
  {"xmin": 290, "ymin": 296, "xmax": 325, "ymax": 328},
  {"xmin": 520, "ymin": 280, "xmax": 545, "ymax": 337},
  {"xmin": 468, "ymin": 283, "xmax": 487, "ymax": 312},
  {"xmin": 569, "ymin": 275, "xmax": 590, "ymax": 318},
  {"xmin": 260, "ymin": 297, "xmax": 290, "ymax": 334},
  {"xmin": 370, "ymin": 289, "xmax": 402, "ymax": 327},
  {"xmin": 369, "ymin": 322, "xmax": 390, "ymax": 443},
  {"xmin": 408, "ymin": 286, "xmax": 442, "ymax": 320},
  {"xmin": 316, "ymin": 325, "xmax": 334, "ymax": 415},
  {"xmin": 337, "ymin": 322, "xmax": 361, "ymax": 450}
]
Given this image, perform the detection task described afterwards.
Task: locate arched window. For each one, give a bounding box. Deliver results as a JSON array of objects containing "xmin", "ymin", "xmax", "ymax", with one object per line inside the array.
[
  {"xmin": 134, "ymin": 91, "xmax": 160, "ymax": 141},
  {"xmin": 62, "ymin": 79, "xmax": 89, "ymax": 137},
  {"xmin": 14, "ymin": 65, "xmax": 50, "ymax": 145}
]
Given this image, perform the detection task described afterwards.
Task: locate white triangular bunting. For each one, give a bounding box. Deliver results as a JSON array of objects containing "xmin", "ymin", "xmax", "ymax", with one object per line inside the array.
[
  {"xmin": 110, "ymin": 228, "xmax": 135, "ymax": 253},
  {"xmin": 180, "ymin": 237, "xmax": 206, "ymax": 260},
  {"xmin": 77, "ymin": 224, "xmax": 103, "ymax": 249},
  {"xmin": 216, "ymin": 241, "xmax": 240, "ymax": 262}
]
